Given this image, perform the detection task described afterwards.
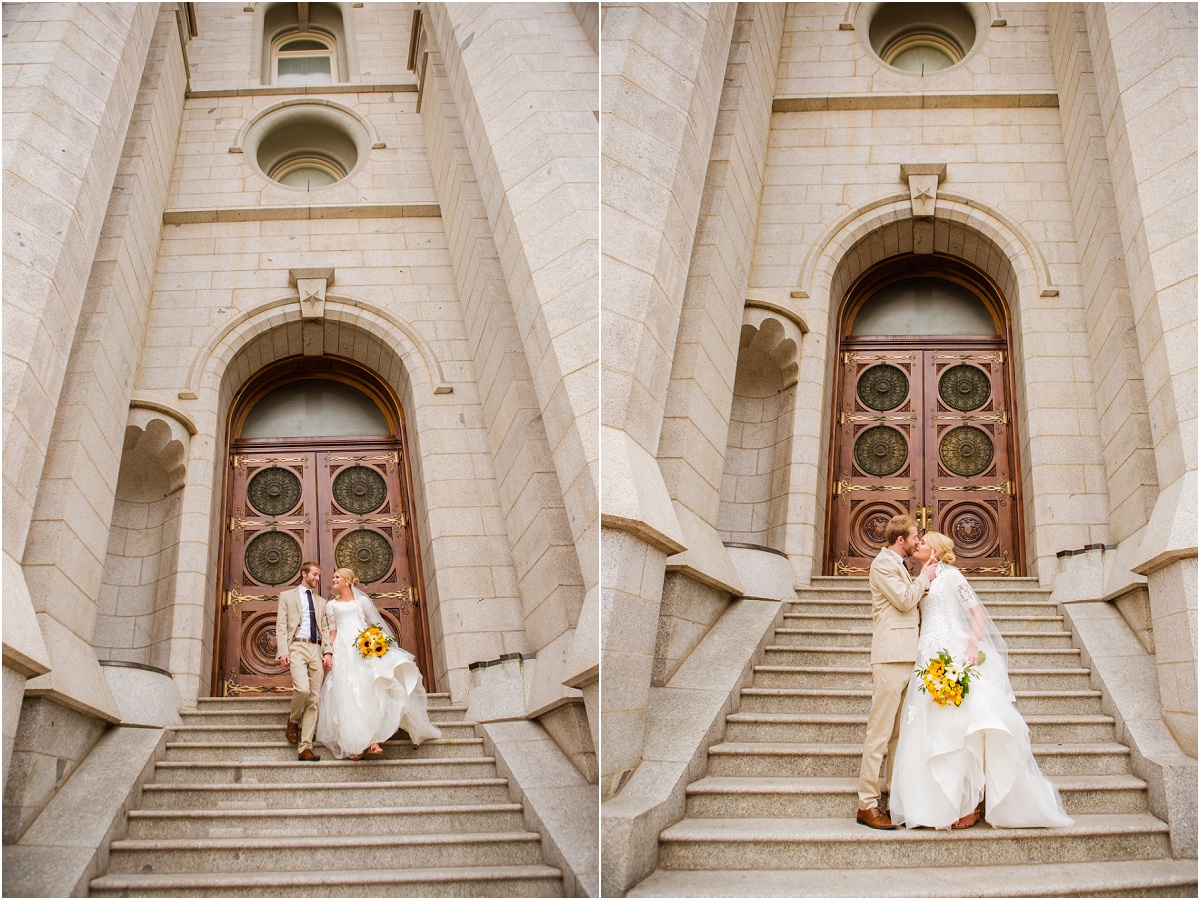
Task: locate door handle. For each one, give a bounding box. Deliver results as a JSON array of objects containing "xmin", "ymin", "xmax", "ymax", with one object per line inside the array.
[{"xmin": 916, "ymin": 504, "xmax": 932, "ymax": 531}]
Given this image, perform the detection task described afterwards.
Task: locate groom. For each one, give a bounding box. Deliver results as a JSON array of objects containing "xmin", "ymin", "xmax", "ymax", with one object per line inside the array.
[
  {"xmin": 277, "ymin": 561, "xmax": 332, "ymax": 761},
  {"xmin": 856, "ymin": 514, "xmax": 937, "ymax": 829}
]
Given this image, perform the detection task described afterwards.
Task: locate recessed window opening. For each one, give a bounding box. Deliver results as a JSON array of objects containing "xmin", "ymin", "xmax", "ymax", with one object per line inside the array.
[
  {"xmin": 274, "ymin": 32, "xmax": 335, "ymax": 85},
  {"xmin": 866, "ymin": 3, "xmax": 979, "ymax": 75},
  {"xmin": 851, "ymin": 277, "xmax": 997, "ymax": 336},
  {"xmin": 269, "ymin": 154, "xmax": 345, "ymax": 189},
  {"xmin": 241, "ymin": 379, "xmax": 391, "ymax": 439},
  {"xmin": 251, "ymin": 112, "xmax": 361, "ymax": 188}
]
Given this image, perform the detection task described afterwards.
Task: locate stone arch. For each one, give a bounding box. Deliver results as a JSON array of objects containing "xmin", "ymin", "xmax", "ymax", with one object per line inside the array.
[
  {"xmin": 94, "ymin": 413, "xmax": 190, "ymax": 671},
  {"xmin": 163, "ymin": 301, "xmax": 516, "ymax": 705},
  {"xmin": 248, "ymin": 2, "xmax": 360, "ymax": 85},
  {"xmin": 785, "ymin": 196, "xmax": 1103, "ymax": 583}
]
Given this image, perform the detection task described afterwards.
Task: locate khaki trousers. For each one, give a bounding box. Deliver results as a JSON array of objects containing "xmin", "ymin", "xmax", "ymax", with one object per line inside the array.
[
  {"xmin": 288, "ymin": 640, "xmax": 324, "ymax": 753},
  {"xmin": 857, "ymin": 661, "xmax": 912, "ymax": 810}
]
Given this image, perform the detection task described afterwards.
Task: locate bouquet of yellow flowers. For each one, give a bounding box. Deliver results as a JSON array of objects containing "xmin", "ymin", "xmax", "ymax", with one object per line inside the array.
[
  {"xmin": 355, "ymin": 626, "xmax": 394, "ymax": 659},
  {"xmin": 915, "ymin": 648, "xmax": 985, "ymax": 707}
]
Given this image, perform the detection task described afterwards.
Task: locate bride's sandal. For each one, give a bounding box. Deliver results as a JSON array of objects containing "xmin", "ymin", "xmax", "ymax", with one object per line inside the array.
[
  {"xmin": 951, "ymin": 803, "xmax": 984, "ymax": 829},
  {"xmin": 366, "ymin": 744, "xmax": 384, "ymax": 756}
]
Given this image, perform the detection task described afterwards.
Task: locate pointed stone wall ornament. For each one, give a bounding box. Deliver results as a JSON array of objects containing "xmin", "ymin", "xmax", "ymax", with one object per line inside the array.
[
  {"xmin": 289, "ymin": 268, "xmax": 334, "ymax": 355},
  {"xmin": 900, "ymin": 164, "xmax": 947, "ymax": 253},
  {"xmin": 289, "ymin": 267, "xmax": 334, "ymax": 319}
]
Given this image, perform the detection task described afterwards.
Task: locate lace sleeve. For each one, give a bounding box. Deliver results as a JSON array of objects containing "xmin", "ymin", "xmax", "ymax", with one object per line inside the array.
[{"xmin": 957, "ymin": 582, "xmax": 980, "ymax": 609}]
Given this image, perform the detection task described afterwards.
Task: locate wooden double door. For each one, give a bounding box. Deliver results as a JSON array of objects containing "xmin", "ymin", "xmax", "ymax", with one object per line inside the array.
[
  {"xmin": 827, "ymin": 339, "xmax": 1022, "ymax": 576},
  {"xmin": 216, "ymin": 439, "xmax": 433, "ymax": 695}
]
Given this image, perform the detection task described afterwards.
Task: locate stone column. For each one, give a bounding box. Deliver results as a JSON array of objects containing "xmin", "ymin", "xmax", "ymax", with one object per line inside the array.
[
  {"xmin": 416, "ymin": 6, "xmax": 594, "ymax": 753},
  {"xmin": 2, "ymin": 2, "xmax": 162, "ymax": 735},
  {"xmin": 600, "ymin": 3, "xmax": 736, "ymax": 795},
  {"xmin": 1086, "ymin": 3, "xmax": 1198, "ymax": 756},
  {"xmin": 656, "ymin": 3, "xmax": 786, "ymax": 594}
]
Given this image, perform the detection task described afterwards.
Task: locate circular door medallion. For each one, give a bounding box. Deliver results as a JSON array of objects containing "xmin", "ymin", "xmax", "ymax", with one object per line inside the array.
[
  {"xmin": 247, "ymin": 466, "xmax": 302, "ymax": 516},
  {"xmin": 335, "ymin": 528, "xmax": 393, "ymax": 585},
  {"xmin": 938, "ymin": 364, "xmax": 990, "ymax": 412},
  {"xmin": 849, "ymin": 500, "xmax": 906, "ymax": 559},
  {"xmin": 857, "ymin": 364, "xmax": 909, "ymax": 411},
  {"xmin": 940, "ymin": 425, "xmax": 994, "ymax": 477},
  {"xmin": 854, "ymin": 425, "xmax": 908, "ymax": 477},
  {"xmin": 332, "ymin": 465, "xmax": 387, "ymax": 515},
  {"xmin": 245, "ymin": 530, "xmax": 303, "ymax": 585},
  {"xmin": 943, "ymin": 503, "xmax": 1000, "ymax": 558}
]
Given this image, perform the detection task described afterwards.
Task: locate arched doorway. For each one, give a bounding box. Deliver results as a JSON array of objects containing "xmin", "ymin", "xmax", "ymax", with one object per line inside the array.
[
  {"xmin": 213, "ymin": 356, "xmax": 434, "ymax": 695},
  {"xmin": 825, "ymin": 255, "xmax": 1024, "ymax": 576}
]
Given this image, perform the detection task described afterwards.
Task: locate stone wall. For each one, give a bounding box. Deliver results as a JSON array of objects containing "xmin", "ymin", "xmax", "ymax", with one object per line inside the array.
[
  {"xmin": 1084, "ymin": 2, "xmax": 1198, "ymax": 756},
  {"xmin": 599, "ymin": 2, "xmax": 737, "ymax": 794}
]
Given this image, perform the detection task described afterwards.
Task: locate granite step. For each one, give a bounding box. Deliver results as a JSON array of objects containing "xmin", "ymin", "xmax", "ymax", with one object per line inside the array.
[
  {"xmin": 194, "ymin": 693, "xmax": 455, "ymax": 711},
  {"xmin": 168, "ymin": 721, "xmax": 478, "ymax": 742},
  {"xmin": 91, "ymin": 865, "xmax": 565, "ymax": 898},
  {"xmin": 180, "ymin": 707, "xmax": 468, "ymax": 727},
  {"xmin": 139, "ymin": 778, "xmax": 511, "ymax": 810},
  {"xmin": 783, "ymin": 612, "xmax": 1068, "ymax": 632},
  {"xmin": 152, "ymin": 756, "xmax": 500, "ymax": 784},
  {"xmin": 737, "ymin": 687, "xmax": 1105, "ymax": 716},
  {"xmin": 786, "ymin": 600, "xmax": 1060, "ymax": 617},
  {"xmin": 750, "ymin": 665, "xmax": 1095, "ymax": 691},
  {"xmin": 807, "ymin": 576, "xmax": 1050, "ymax": 595},
  {"xmin": 106, "ymin": 832, "xmax": 544, "ymax": 874},
  {"xmin": 705, "ymin": 741, "xmax": 1135, "ymax": 778},
  {"xmin": 161, "ymin": 738, "xmax": 487, "ymax": 762},
  {"xmin": 770, "ymin": 628, "xmax": 1076, "ymax": 649},
  {"xmin": 655, "ymin": 814, "xmax": 1171, "ymax": 869},
  {"xmin": 684, "ymin": 774, "xmax": 1149, "ymax": 817},
  {"xmin": 722, "ymin": 712, "xmax": 1116, "ymax": 744},
  {"xmin": 628, "ymin": 859, "xmax": 1199, "ymax": 898},
  {"xmin": 127, "ymin": 803, "xmax": 527, "ymax": 839},
  {"xmin": 763, "ymin": 646, "xmax": 1083, "ymax": 668}
]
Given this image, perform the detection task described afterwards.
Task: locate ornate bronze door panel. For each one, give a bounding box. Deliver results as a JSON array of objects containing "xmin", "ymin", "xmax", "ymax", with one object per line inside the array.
[
  {"xmin": 828, "ymin": 340, "xmax": 1020, "ymax": 576},
  {"xmin": 217, "ymin": 440, "xmax": 430, "ymax": 696}
]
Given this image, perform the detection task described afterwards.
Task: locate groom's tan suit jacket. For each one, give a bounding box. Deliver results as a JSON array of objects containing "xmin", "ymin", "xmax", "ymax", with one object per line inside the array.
[
  {"xmin": 868, "ymin": 547, "xmax": 929, "ymax": 663},
  {"xmin": 275, "ymin": 586, "xmax": 331, "ymax": 658}
]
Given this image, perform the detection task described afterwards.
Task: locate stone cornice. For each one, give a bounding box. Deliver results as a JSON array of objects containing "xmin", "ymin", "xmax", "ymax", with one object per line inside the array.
[
  {"xmin": 772, "ymin": 92, "xmax": 1059, "ymax": 113},
  {"xmin": 162, "ymin": 203, "xmax": 440, "ymax": 225}
]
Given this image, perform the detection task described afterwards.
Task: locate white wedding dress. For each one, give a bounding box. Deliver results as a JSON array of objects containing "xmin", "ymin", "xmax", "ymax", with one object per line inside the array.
[
  {"xmin": 315, "ymin": 594, "xmax": 441, "ymax": 758},
  {"xmin": 890, "ymin": 563, "xmax": 1073, "ymax": 829}
]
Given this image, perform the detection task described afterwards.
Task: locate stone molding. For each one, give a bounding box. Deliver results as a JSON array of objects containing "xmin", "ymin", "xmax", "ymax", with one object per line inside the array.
[
  {"xmin": 129, "ymin": 392, "xmax": 198, "ymax": 436},
  {"xmin": 772, "ymin": 91, "xmax": 1059, "ymax": 112},
  {"xmin": 181, "ymin": 293, "xmax": 453, "ymax": 398},
  {"xmin": 795, "ymin": 193, "xmax": 1055, "ymax": 300},
  {"xmin": 162, "ymin": 202, "xmax": 439, "ymax": 225}
]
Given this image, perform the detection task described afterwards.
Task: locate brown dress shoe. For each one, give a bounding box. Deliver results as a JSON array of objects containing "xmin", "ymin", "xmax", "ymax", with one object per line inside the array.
[
  {"xmin": 857, "ymin": 805, "xmax": 897, "ymax": 829},
  {"xmin": 298, "ymin": 748, "xmax": 321, "ymax": 761},
  {"xmin": 286, "ymin": 720, "xmax": 300, "ymax": 744}
]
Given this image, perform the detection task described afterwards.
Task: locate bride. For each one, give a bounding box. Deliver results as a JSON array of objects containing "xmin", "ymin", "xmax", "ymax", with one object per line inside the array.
[
  {"xmin": 315, "ymin": 568, "xmax": 441, "ymax": 759},
  {"xmin": 889, "ymin": 532, "xmax": 1073, "ymax": 830}
]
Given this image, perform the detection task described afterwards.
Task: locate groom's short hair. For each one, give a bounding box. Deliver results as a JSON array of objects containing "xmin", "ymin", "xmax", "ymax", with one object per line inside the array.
[
  {"xmin": 885, "ymin": 515, "xmax": 918, "ymax": 546},
  {"xmin": 300, "ymin": 560, "xmax": 320, "ymax": 575}
]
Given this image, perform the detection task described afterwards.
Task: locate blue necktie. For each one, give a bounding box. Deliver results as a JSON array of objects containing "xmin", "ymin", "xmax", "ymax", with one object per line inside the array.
[{"xmin": 306, "ymin": 589, "xmax": 317, "ymax": 642}]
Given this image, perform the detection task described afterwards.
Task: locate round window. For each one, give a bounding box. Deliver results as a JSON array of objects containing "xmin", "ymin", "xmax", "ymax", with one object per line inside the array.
[
  {"xmin": 240, "ymin": 102, "xmax": 371, "ymax": 190},
  {"xmin": 860, "ymin": 3, "xmax": 985, "ymax": 75}
]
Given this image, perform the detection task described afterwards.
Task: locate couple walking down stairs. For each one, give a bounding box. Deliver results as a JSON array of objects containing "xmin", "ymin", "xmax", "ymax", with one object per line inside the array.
[
  {"xmin": 630, "ymin": 577, "xmax": 1196, "ymax": 898},
  {"xmin": 89, "ymin": 694, "xmax": 562, "ymax": 897}
]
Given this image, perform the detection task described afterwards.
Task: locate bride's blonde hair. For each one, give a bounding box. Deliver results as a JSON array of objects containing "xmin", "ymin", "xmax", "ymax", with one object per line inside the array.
[
  {"xmin": 923, "ymin": 531, "xmax": 956, "ymax": 565},
  {"xmin": 334, "ymin": 567, "xmax": 360, "ymax": 587}
]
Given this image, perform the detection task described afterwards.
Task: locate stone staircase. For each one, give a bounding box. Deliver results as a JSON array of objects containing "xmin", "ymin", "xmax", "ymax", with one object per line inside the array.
[
  {"xmin": 89, "ymin": 694, "xmax": 563, "ymax": 897},
  {"xmin": 629, "ymin": 577, "xmax": 1197, "ymax": 897}
]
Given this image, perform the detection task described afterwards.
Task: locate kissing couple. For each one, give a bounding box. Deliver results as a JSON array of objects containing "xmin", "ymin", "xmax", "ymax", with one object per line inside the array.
[
  {"xmin": 856, "ymin": 514, "xmax": 1074, "ymax": 831},
  {"xmin": 276, "ymin": 561, "xmax": 441, "ymax": 761}
]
